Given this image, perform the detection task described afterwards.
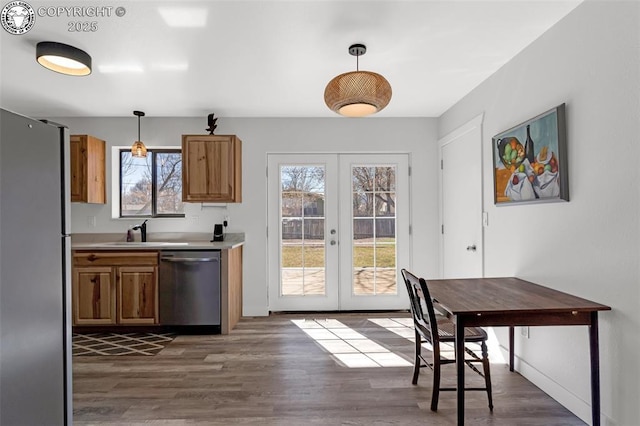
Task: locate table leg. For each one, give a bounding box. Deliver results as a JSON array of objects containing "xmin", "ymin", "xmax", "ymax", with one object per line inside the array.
[
  {"xmin": 509, "ymin": 326, "xmax": 515, "ymax": 372},
  {"xmin": 456, "ymin": 317, "xmax": 465, "ymax": 426},
  {"xmin": 589, "ymin": 312, "xmax": 601, "ymax": 426}
]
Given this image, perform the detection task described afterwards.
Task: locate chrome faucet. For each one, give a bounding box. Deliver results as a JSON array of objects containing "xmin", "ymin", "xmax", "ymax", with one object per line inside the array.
[{"xmin": 132, "ymin": 220, "xmax": 148, "ymax": 242}]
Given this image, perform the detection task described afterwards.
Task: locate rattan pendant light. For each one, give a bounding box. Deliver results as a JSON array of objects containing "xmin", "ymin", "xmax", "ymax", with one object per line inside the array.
[
  {"xmin": 324, "ymin": 44, "xmax": 392, "ymax": 117},
  {"xmin": 131, "ymin": 111, "xmax": 147, "ymax": 158}
]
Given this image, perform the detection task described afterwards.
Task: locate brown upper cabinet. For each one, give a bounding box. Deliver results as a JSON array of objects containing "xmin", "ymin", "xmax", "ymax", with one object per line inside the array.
[
  {"xmin": 70, "ymin": 134, "xmax": 106, "ymax": 204},
  {"xmin": 182, "ymin": 135, "xmax": 242, "ymax": 202}
]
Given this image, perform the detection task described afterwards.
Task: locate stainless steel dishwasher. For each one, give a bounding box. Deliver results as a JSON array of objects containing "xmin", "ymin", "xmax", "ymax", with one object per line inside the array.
[{"xmin": 159, "ymin": 251, "xmax": 221, "ymax": 325}]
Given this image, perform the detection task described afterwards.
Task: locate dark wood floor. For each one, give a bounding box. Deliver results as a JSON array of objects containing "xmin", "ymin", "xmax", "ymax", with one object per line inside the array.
[{"xmin": 73, "ymin": 313, "xmax": 585, "ymax": 425}]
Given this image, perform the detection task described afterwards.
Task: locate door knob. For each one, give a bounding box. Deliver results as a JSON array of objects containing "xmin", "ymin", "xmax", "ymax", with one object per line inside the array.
[
  {"xmin": 330, "ymin": 229, "xmax": 336, "ymax": 235},
  {"xmin": 330, "ymin": 240, "xmax": 337, "ymax": 246},
  {"xmin": 466, "ymin": 245, "xmax": 477, "ymax": 251}
]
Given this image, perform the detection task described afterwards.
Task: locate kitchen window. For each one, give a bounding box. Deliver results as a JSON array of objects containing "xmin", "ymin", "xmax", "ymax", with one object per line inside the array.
[{"xmin": 119, "ymin": 149, "xmax": 184, "ymax": 217}]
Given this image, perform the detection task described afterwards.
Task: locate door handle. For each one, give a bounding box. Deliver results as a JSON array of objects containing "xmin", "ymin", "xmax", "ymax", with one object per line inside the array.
[{"xmin": 466, "ymin": 245, "xmax": 477, "ymax": 251}]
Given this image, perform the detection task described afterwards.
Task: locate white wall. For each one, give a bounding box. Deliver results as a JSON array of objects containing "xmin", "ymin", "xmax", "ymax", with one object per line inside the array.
[
  {"xmin": 56, "ymin": 116, "xmax": 440, "ymax": 317},
  {"xmin": 439, "ymin": 2, "xmax": 640, "ymax": 425}
]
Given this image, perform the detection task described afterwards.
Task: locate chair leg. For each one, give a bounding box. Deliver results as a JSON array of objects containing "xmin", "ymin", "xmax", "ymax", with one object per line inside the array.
[
  {"xmin": 412, "ymin": 329, "xmax": 421, "ymax": 385},
  {"xmin": 430, "ymin": 345, "xmax": 441, "ymax": 412},
  {"xmin": 481, "ymin": 341, "xmax": 493, "ymax": 411}
]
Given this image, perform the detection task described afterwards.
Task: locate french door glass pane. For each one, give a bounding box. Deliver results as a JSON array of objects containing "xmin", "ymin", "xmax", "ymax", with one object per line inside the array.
[
  {"xmin": 280, "ymin": 165, "xmax": 326, "ymax": 296},
  {"xmin": 352, "ymin": 165, "xmax": 397, "ymax": 296}
]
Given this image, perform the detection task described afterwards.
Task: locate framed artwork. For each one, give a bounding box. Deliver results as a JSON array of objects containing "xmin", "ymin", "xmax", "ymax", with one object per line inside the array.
[{"xmin": 492, "ymin": 103, "xmax": 568, "ymax": 205}]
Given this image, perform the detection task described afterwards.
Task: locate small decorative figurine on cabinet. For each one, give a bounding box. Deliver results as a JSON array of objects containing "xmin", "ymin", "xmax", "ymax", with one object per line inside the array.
[{"xmin": 206, "ymin": 113, "xmax": 218, "ymax": 135}]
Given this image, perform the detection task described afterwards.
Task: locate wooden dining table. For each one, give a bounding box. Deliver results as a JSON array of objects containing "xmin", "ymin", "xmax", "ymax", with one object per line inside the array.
[{"xmin": 426, "ymin": 277, "xmax": 611, "ymax": 426}]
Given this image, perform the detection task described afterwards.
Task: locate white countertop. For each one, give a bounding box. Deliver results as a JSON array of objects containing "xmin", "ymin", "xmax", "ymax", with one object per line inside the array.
[{"xmin": 72, "ymin": 232, "xmax": 244, "ymax": 251}]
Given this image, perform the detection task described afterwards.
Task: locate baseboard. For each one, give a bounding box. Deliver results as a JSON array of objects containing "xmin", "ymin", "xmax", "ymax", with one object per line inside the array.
[{"xmin": 497, "ymin": 343, "xmax": 613, "ymax": 425}]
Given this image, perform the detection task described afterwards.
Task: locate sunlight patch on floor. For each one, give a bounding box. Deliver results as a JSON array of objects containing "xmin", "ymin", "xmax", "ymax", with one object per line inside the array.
[
  {"xmin": 368, "ymin": 318, "xmax": 415, "ymax": 339},
  {"xmin": 292, "ymin": 318, "xmax": 412, "ymax": 368},
  {"xmin": 368, "ymin": 317, "xmax": 506, "ymax": 365},
  {"xmin": 368, "ymin": 317, "xmax": 433, "ymax": 351}
]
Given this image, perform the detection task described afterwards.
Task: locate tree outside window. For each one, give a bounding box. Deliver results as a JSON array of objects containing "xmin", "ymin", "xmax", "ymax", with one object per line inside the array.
[{"xmin": 120, "ymin": 149, "xmax": 184, "ymax": 217}]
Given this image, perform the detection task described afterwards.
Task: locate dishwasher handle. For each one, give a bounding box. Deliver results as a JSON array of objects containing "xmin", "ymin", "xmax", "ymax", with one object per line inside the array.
[{"xmin": 160, "ymin": 257, "xmax": 219, "ymax": 263}]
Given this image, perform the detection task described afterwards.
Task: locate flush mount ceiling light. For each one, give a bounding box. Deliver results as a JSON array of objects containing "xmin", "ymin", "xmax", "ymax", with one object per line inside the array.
[
  {"xmin": 324, "ymin": 44, "xmax": 392, "ymax": 117},
  {"xmin": 131, "ymin": 111, "xmax": 148, "ymax": 158},
  {"xmin": 36, "ymin": 41, "xmax": 91, "ymax": 76}
]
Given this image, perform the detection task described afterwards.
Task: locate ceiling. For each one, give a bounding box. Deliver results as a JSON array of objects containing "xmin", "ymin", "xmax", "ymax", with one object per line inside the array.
[{"xmin": 0, "ymin": 1, "xmax": 581, "ymax": 118}]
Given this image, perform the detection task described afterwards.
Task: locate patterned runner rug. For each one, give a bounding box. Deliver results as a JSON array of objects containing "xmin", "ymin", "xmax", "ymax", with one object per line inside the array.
[{"xmin": 73, "ymin": 332, "xmax": 175, "ymax": 356}]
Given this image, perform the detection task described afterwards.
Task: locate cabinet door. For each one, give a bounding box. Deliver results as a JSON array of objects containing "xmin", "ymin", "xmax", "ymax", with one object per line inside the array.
[
  {"xmin": 118, "ymin": 266, "xmax": 158, "ymax": 324},
  {"xmin": 221, "ymin": 245, "xmax": 243, "ymax": 334},
  {"xmin": 70, "ymin": 135, "xmax": 85, "ymax": 202},
  {"xmin": 182, "ymin": 135, "xmax": 242, "ymax": 202},
  {"xmin": 70, "ymin": 135, "xmax": 106, "ymax": 204},
  {"xmin": 73, "ymin": 266, "xmax": 116, "ymax": 325},
  {"xmin": 85, "ymin": 135, "xmax": 106, "ymax": 204}
]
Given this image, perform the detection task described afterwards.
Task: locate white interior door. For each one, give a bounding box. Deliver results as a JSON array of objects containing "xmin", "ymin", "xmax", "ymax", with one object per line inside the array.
[
  {"xmin": 440, "ymin": 114, "xmax": 484, "ymax": 278},
  {"xmin": 268, "ymin": 153, "xmax": 410, "ymax": 311}
]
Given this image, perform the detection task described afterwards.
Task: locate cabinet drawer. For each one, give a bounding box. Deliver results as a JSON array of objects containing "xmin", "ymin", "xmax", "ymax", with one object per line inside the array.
[{"xmin": 73, "ymin": 251, "xmax": 158, "ymax": 267}]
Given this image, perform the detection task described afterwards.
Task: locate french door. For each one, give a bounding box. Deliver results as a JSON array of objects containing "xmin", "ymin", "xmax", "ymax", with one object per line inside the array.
[{"xmin": 267, "ymin": 153, "xmax": 410, "ymax": 311}]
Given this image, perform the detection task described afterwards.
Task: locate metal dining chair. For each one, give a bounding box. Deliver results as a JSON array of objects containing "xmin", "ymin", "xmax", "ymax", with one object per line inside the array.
[{"xmin": 401, "ymin": 268, "xmax": 493, "ymax": 412}]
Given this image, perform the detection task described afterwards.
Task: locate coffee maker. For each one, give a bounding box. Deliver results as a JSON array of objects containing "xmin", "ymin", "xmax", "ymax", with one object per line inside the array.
[{"xmin": 212, "ymin": 223, "xmax": 224, "ymax": 241}]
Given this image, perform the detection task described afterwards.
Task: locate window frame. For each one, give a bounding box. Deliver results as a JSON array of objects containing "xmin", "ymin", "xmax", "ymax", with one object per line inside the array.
[{"xmin": 119, "ymin": 148, "xmax": 185, "ymax": 218}]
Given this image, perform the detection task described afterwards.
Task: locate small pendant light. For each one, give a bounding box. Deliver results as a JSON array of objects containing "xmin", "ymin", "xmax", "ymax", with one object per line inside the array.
[{"xmin": 131, "ymin": 111, "xmax": 147, "ymax": 158}]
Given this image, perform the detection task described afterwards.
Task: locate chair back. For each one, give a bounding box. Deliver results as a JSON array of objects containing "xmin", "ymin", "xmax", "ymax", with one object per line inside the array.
[{"xmin": 401, "ymin": 269, "xmax": 440, "ymax": 346}]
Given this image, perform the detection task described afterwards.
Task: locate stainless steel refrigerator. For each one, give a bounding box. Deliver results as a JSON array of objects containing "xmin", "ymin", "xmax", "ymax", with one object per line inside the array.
[{"xmin": 0, "ymin": 108, "xmax": 73, "ymax": 425}]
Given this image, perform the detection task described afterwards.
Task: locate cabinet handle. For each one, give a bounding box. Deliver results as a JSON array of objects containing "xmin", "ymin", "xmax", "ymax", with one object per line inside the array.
[{"xmin": 160, "ymin": 257, "xmax": 219, "ymax": 263}]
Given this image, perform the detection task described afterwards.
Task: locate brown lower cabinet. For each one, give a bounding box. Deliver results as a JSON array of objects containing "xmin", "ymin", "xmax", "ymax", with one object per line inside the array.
[
  {"xmin": 72, "ymin": 251, "xmax": 158, "ymax": 326},
  {"xmin": 221, "ymin": 245, "xmax": 243, "ymax": 334},
  {"xmin": 73, "ymin": 246, "xmax": 243, "ymax": 332}
]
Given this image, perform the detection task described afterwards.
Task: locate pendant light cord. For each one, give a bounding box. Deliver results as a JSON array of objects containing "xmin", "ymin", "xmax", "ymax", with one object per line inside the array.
[{"xmin": 138, "ymin": 114, "xmax": 141, "ymax": 141}]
